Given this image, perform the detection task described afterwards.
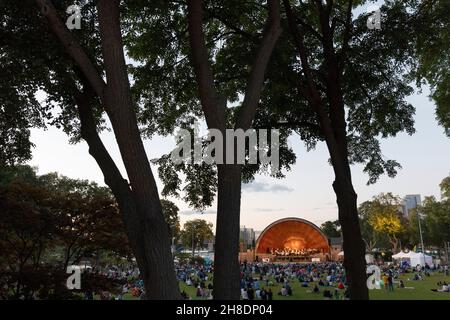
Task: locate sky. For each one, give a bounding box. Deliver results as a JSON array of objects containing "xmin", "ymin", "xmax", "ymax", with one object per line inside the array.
[{"xmin": 29, "ymin": 86, "xmax": 450, "ymax": 232}]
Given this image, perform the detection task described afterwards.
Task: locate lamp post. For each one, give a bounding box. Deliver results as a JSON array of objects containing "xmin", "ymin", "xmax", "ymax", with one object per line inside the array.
[
  {"xmin": 417, "ymin": 211, "xmax": 425, "ymax": 253},
  {"xmin": 171, "ymin": 236, "xmax": 176, "ymax": 257}
]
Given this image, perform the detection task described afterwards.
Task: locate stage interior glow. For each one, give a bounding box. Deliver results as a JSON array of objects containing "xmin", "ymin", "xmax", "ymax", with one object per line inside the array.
[{"xmin": 255, "ymin": 218, "xmax": 330, "ymax": 256}]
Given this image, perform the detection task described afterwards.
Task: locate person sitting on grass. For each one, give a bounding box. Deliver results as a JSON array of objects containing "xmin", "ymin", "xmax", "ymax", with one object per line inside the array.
[
  {"xmin": 313, "ymin": 284, "xmax": 320, "ymax": 294},
  {"xmin": 323, "ymin": 290, "xmax": 332, "ymax": 299},
  {"xmin": 181, "ymin": 290, "xmax": 190, "ymax": 300},
  {"xmin": 260, "ymin": 288, "xmax": 267, "ymax": 300},
  {"xmin": 241, "ymin": 288, "xmax": 248, "ymax": 300},
  {"xmin": 431, "ymin": 282, "xmax": 449, "ymax": 292},
  {"xmin": 286, "ymin": 283, "xmax": 293, "ymax": 296},
  {"xmin": 413, "ymin": 273, "xmax": 422, "ymax": 281},
  {"xmin": 333, "ymin": 289, "xmax": 340, "ymax": 300}
]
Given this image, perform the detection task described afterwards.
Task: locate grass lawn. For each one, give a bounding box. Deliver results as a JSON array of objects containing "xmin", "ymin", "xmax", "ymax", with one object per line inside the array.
[{"xmin": 176, "ymin": 272, "xmax": 450, "ymax": 300}]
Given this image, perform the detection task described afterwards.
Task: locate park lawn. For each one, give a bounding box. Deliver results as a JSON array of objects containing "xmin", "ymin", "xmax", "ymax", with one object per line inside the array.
[{"xmin": 177, "ymin": 272, "xmax": 450, "ymax": 301}]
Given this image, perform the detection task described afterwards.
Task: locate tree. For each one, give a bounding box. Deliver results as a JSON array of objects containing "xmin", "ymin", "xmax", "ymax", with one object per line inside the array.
[
  {"xmin": 180, "ymin": 219, "xmax": 214, "ymax": 257},
  {"xmin": 363, "ymin": 193, "xmax": 406, "ymax": 253},
  {"xmin": 440, "ymin": 175, "xmax": 450, "ymax": 199},
  {"xmin": 126, "ymin": 0, "xmax": 430, "ymax": 299},
  {"xmin": 411, "ymin": 0, "xmax": 450, "ymax": 137},
  {"xmin": 320, "ymin": 220, "xmax": 341, "ymax": 238},
  {"xmin": 183, "ymin": 0, "xmax": 281, "ymax": 299},
  {"xmin": 277, "ymin": 0, "xmax": 422, "ymax": 299},
  {"xmin": 417, "ymin": 196, "xmax": 450, "ymax": 250},
  {"xmin": 1, "ymin": 0, "xmax": 179, "ymax": 298},
  {"xmin": 3, "ymin": 0, "xmax": 444, "ymax": 300},
  {"xmin": 408, "ymin": 176, "xmax": 450, "ymax": 260},
  {"xmin": 0, "ymin": 166, "xmax": 133, "ymax": 299},
  {"xmin": 0, "ymin": 179, "xmax": 56, "ymax": 298},
  {"xmin": 161, "ymin": 199, "xmax": 181, "ymax": 243},
  {"xmin": 358, "ymin": 201, "xmax": 389, "ymax": 253}
]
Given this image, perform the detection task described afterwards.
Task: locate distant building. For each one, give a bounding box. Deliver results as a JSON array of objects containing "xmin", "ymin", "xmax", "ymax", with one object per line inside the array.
[
  {"xmin": 240, "ymin": 226, "xmax": 256, "ymax": 252},
  {"xmin": 402, "ymin": 194, "xmax": 421, "ymax": 218},
  {"xmin": 204, "ymin": 237, "xmax": 215, "ymax": 252},
  {"xmin": 329, "ymin": 237, "xmax": 343, "ymax": 261}
]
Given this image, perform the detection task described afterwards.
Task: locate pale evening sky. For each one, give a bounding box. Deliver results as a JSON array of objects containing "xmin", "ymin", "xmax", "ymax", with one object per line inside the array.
[{"xmin": 29, "ymin": 87, "xmax": 450, "ymax": 232}]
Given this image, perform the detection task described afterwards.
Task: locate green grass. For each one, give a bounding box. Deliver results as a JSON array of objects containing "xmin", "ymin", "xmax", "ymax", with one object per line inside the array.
[
  {"xmin": 176, "ymin": 272, "xmax": 450, "ymax": 300},
  {"xmin": 89, "ymin": 271, "xmax": 450, "ymax": 300}
]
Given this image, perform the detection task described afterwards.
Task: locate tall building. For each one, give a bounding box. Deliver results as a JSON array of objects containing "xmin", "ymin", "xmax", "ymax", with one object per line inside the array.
[
  {"xmin": 402, "ymin": 194, "xmax": 421, "ymax": 217},
  {"xmin": 240, "ymin": 226, "xmax": 256, "ymax": 251}
]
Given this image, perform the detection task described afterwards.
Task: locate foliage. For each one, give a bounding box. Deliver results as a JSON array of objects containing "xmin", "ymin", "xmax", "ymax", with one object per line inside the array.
[
  {"xmin": 440, "ymin": 175, "xmax": 450, "ymax": 200},
  {"xmin": 358, "ymin": 193, "xmax": 409, "ymax": 252},
  {"xmin": 161, "ymin": 199, "xmax": 181, "ymax": 242},
  {"xmin": 410, "ymin": 0, "xmax": 450, "ymax": 137},
  {"xmin": 180, "ymin": 219, "xmax": 214, "ymax": 254},
  {"xmin": 0, "ymin": 165, "xmax": 131, "ymax": 299},
  {"xmin": 415, "ymin": 194, "xmax": 450, "ymax": 248},
  {"xmin": 190, "ymin": 256, "xmax": 205, "ymax": 266},
  {"xmin": 320, "ymin": 220, "xmax": 341, "ymax": 238}
]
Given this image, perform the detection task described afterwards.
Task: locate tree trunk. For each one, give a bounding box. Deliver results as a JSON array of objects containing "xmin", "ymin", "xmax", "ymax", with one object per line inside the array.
[
  {"xmin": 96, "ymin": 0, "xmax": 179, "ymax": 299},
  {"xmin": 390, "ymin": 236, "xmax": 399, "ymax": 253},
  {"xmin": 75, "ymin": 86, "xmax": 179, "ymax": 299},
  {"xmin": 333, "ymin": 177, "xmax": 369, "ymax": 300},
  {"xmin": 186, "ymin": 0, "xmax": 280, "ymax": 300},
  {"xmin": 36, "ymin": 0, "xmax": 180, "ymax": 299},
  {"xmin": 213, "ymin": 164, "xmax": 242, "ymax": 300}
]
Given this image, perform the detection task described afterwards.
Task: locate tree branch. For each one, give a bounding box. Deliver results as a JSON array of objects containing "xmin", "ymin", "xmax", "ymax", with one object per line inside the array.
[
  {"xmin": 35, "ymin": 0, "xmax": 106, "ymax": 98},
  {"xmin": 236, "ymin": 0, "xmax": 283, "ymax": 131},
  {"xmin": 72, "ymin": 79, "xmax": 142, "ymax": 254},
  {"xmin": 338, "ymin": 0, "xmax": 353, "ymax": 76},
  {"xmin": 283, "ymin": 0, "xmax": 321, "ymax": 104},
  {"xmin": 187, "ymin": 0, "xmax": 226, "ymax": 130},
  {"xmin": 73, "ymin": 84, "xmax": 132, "ymax": 207},
  {"xmin": 206, "ymin": 10, "xmax": 257, "ymax": 42},
  {"xmin": 284, "ymin": 0, "xmax": 347, "ymax": 172}
]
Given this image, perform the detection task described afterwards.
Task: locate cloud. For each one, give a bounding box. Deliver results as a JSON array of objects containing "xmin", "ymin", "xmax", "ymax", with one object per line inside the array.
[
  {"xmin": 312, "ymin": 205, "xmax": 338, "ymax": 211},
  {"xmin": 242, "ymin": 182, "xmax": 294, "ymax": 193},
  {"xmin": 180, "ymin": 209, "xmax": 217, "ymax": 215},
  {"xmin": 255, "ymin": 208, "xmax": 284, "ymax": 212}
]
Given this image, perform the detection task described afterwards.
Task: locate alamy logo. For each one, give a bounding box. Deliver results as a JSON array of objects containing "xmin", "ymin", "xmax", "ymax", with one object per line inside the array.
[
  {"xmin": 66, "ymin": 4, "xmax": 81, "ymax": 30},
  {"xmin": 366, "ymin": 5, "xmax": 381, "ymax": 30},
  {"xmin": 170, "ymin": 124, "xmax": 280, "ymax": 174},
  {"xmin": 66, "ymin": 265, "xmax": 81, "ymax": 290},
  {"xmin": 366, "ymin": 265, "xmax": 381, "ymax": 290}
]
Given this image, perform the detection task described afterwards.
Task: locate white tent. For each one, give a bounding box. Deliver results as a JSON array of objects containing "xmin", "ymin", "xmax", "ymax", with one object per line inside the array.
[
  {"xmin": 393, "ymin": 251, "xmax": 433, "ymax": 267},
  {"xmin": 409, "ymin": 252, "xmax": 433, "ymax": 267},
  {"xmin": 392, "ymin": 251, "xmax": 408, "ymax": 259},
  {"xmin": 365, "ymin": 254, "xmax": 375, "ymax": 264}
]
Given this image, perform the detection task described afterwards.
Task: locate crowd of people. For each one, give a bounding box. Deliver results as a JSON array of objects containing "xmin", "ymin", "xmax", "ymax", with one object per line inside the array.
[
  {"xmin": 78, "ymin": 265, "xmax": 146, "ymax": 300},
  {"xmin": 268, "ymin": 248, "xmax": 321, "ymax": 257},
  {"xmin": 76, "ymin": 259, "xmax": 450, "ymax": 300},
  {"xmin": 175, "ymin": 263, "xmax": 214, "ymax": 300},
  {"xmin": 238, "ymin": 261, "xmax": 350, "ymax": 299}
]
